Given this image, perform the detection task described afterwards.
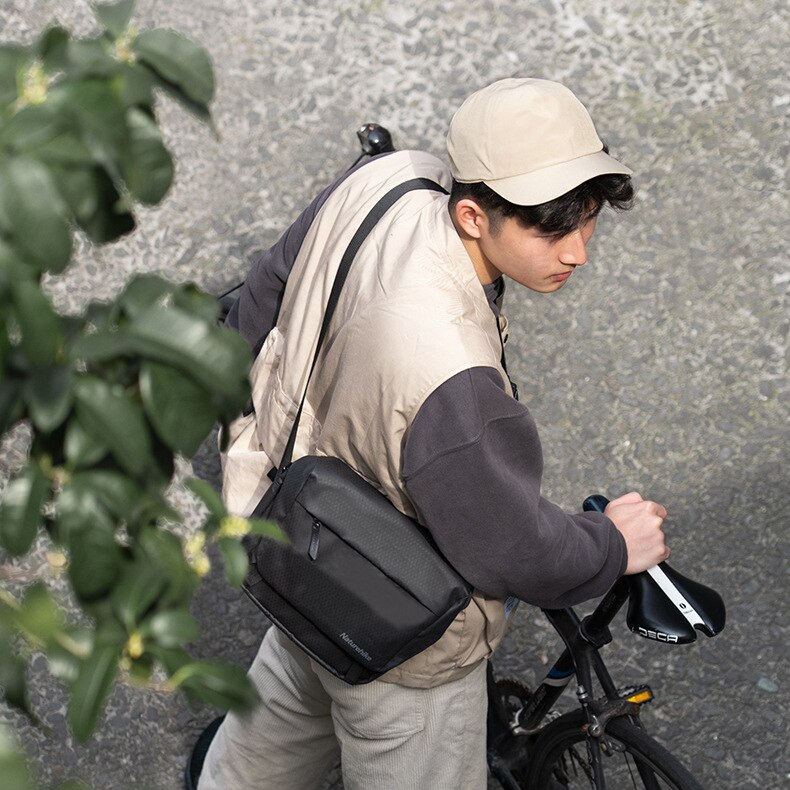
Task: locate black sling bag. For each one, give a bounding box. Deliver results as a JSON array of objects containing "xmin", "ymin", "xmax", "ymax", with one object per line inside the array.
[{"xmin": 241, "ymin": 178, "xmax": 473, "ymax": 684}]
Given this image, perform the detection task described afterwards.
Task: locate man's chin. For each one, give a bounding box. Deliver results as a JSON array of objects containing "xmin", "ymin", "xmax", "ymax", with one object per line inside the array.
[{"xmin": 529, "ymin": 280, "xmax": 569, "ymax": 294}]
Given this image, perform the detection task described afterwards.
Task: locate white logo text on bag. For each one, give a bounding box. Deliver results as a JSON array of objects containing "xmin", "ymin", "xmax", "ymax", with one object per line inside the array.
[{"xmin": 340, "ymin": 632, "xmax": 373, "ymax": 662}]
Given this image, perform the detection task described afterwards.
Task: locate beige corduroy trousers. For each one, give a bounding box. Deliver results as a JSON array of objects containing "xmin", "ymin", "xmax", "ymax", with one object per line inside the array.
[{"xmin": 198, "ymin": 627, "xmax": 488, "ymax": 790}]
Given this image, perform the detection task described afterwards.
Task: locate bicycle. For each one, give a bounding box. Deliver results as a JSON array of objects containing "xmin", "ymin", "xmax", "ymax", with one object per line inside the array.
[{"xmin": 484, "ymin": 494, "xmax": 726, "ymax": 789}]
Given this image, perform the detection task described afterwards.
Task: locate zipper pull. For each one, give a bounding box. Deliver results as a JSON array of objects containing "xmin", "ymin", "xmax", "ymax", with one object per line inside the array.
[{"xmin": 308, "ymin": 520, "xmax": 321, "ymax": 560}]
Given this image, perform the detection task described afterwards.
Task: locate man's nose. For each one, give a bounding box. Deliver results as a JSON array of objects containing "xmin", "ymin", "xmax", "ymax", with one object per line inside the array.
[{"xmin": 558, "ymin": 230, "xmax": 588, "ymax": 266}]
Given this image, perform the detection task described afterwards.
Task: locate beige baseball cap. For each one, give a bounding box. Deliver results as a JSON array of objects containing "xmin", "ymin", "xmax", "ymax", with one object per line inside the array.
[{"xmin": 447, "ymin": 78, "xmax": 632, "ymax": 206}]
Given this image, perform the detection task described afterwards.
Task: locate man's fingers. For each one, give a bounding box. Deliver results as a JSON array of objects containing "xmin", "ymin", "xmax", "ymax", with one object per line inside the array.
[
  {"xmin": 608, "ymin": 491, "xmax": 644, "ymax": 506},
  {"xmin": 608, "ymin": 495, "xmax": 671, "ymax": 574},
  {"xmin": 646, "ymin": 501, "xmax": 667, "ymax": 519},
  {"xmin": 608, "ymin": 496, "xmax": 667, "ymax": 521}
]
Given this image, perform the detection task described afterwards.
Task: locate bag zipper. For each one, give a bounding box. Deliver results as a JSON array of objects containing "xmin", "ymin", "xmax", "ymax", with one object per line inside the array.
[{"xmin": 308, "ymin": 519, "xmax": 321, "ymax": 560}]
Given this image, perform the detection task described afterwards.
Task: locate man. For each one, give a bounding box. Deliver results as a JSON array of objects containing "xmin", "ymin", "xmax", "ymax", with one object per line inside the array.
[{"xmin": 194, "ymin": 78, "xmax": 669, "ymax": 789}]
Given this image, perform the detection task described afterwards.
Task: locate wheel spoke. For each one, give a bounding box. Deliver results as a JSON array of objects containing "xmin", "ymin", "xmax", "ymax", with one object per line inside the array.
[
  {"xmin": 523, "ymin": 712, "xmax": 703, "ymax": 790},
  {"xmin": 625, "ymin": 751, "xmax": 638, "ymax": 788}
]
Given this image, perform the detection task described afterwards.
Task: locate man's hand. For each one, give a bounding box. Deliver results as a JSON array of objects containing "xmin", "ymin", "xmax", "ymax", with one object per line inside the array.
[{"xmin": 605, "ymin": 491, "xmax": 670, "ymax": 574}]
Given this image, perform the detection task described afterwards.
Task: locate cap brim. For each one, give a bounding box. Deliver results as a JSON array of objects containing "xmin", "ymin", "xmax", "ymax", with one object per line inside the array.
[{"xmin": 483, "ymin": 150, "xmax": 633, "ymax": 206}]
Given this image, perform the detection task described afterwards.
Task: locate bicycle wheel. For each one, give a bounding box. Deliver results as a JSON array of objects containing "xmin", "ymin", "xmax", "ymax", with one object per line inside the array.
[
  {"xmin": 525, "ymin": 710, "xmax": 702, "ymax": 790},
  {"xmin": 487, "ymin": 676, "xmax": 537, "ymax": 785}
]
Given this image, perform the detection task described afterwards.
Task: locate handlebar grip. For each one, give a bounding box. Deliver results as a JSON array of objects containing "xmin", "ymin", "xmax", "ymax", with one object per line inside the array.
[
  {"xmin": 356, "ymin": 123, "xmax": 395, "ymax": 156},
  {"xmin": 582, "ymin": 494, "xmax": 610, "ymax": 513}
]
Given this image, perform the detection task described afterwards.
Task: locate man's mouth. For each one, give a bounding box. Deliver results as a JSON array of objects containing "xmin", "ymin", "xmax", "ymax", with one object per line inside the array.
[{"xmin": 550, "ymin": 271, "xmax": 572, "ymax": 282}]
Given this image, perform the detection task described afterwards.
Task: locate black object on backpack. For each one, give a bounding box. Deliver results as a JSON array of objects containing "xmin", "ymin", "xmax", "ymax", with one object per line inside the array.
[{"xmin": 242, "ymin": 179, "xmax": 473, "ymax": 684}]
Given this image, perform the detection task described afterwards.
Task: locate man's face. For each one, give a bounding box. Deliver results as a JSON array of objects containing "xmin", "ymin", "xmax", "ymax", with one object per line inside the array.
[{"xmin": 478, "ymin": 214, "xmax": 598, "ymax": 293}]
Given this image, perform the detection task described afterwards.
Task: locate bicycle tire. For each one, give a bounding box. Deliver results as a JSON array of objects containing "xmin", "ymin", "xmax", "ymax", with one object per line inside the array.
[{"xmin": 525, "ymin": 710, "xmax": 703, "ymax": 790}]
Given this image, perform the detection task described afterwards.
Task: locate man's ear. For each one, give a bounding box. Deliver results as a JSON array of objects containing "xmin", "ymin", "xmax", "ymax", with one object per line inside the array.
[{"xmin": 452, "ymin": 199, "xmax": 487, "ymax": 239}]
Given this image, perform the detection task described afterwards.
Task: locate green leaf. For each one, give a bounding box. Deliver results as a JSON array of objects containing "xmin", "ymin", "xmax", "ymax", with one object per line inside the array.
[
  {"xmin": 68, "ymin": 643, "xmax": 120, "ymax": 741},
  {"xmin": 82, "ymin": 300, "xmax": 114, "ymax": 330},
  {"xmin": 0, "ymin": 462, "xmax": 49, "ymax": 556},
  {"xmin": 134, "ymin": 29, "xmax": 214, "ymax": 107},
  {"xmin": 72, "ymin": 470, "xmax": 140, "ymax": 520},
  {"xmin": 0, "ymin": 158, "xmax": 73, "ymax": 274},
  {"xmin": 218, "ymin": 537, "xmax": 248, "ymax": 587},
  {"xmin": 141, "ymin": 609, "xmax": 199, "ymax": 648},
  {"xmin": 9, "ymin": 280, "xmax": 63, "ymax": 365},
  {"xmin": 138, "ymin": 528, "xmax": 197, "ymax": 608},
  {"xmin": 17, "ymin": 583, "xmax": 62, "ymax": 644},
  {"xmin": 127, "ymin": 654, "xmax": 154, "ymax": 683},
  {"xmin": 0, "ymin": 325, "xmax": 7, "ymax": 372},
  {"xmin": 0, "ymin": 45, "xmax": 28, "ymax": 106},
  {"xmin": 94, "ymin": 0, "xmax": 136, "ymax": 36},
  {"xmin": 130, "ymin": 493, "xmax": 180, "ymax": 530},
  {"xmin": 73, "ymin": 376, "xmax": 152, "ymax": 476},
  {"xmin": 0, "ymin": 103, "xmax": 93, "ymax": 165},
  {"xmin": 64, "ymin": 415, "xmax": 109, "ymax": 468},
  {"xmin": 148, "ymin": 431, "xmax": 177, "ymax": 486},
  {"xmin": 50, "ymin": 79, "xmax": 128, "ymax": 181},
  {"xmin": 59, "ymin": 38, "xmax": 121, "ymax": 79},
  {"xmin": 55, "ymin": 478, "xmax": 114, "ymax": 543},
  {"xmin": 24, "ymin": 127, "xmax": 95, "ymax": 167},
  {"xmin": 0, "ymin": 374, "xmax": 25, "ymax": 435},
  {"xmin": 67, "ymin": 520, "xmax": 122, "ymax": 601},
  {"xmin": 47, "ymin": 629, "xmax": 93, "ymax": 684},
  {"xmin": 0, "ymin": 653, "xmax": 27, "ymax": 714},
  {"xmin": 49, "ymin": 164, "xmax": 136, "ymax": 243},
  {"xmin": 151, "ymin": 75, "xmax": 214, "ymax": 127},
  {"xmin": 249, "ymin": 519, "xmax": 288, "ymax": 543},
  {"xmin": 111, "ymin": 562, "xmax": 166, "ymax": 630},
  {"xmin": 118, "ymin": 274, "xmax": 173, "ymax": 319},
  {"xmin": 37, "ymin": 26, "xmax": 70, "ymax": 71},
  {"xmin": 0, "ymin": 621, "xmax": 29, "ymax": 715},
  {"xmin": 123, "ymin": 107, "xmax": 173, "ymax": 204},
  {"xmin": 139, "ymin": 360, "xmax": 216, "ymax": 456},
  {"xmin": 185, "ymin": 478, "xmax": 226, "ymax": 520},
  {"xmin": 50, "ymin": 163, "xmax": 103, "ymax": 224},
  {"xmin": 69, "ymin": 326, "xmax": 136, "ymax": 364},
  {"xmin": 119, "ymin": 62, "xmax": 155, "ymax": 108},
  {"xmin": 172, "ymin": 283, "xmax": 220, "ymax": 323},
  {"xmin": 126, "ymin": 304, "xmax": 251, "ymax": 403},
  {"xmin": 68, "ymin": 470, "xmax": 179, "ymax": 532},
  {"xmin": 0, "ymin": 237, "xmax": 31, "ymax": 292},
  {"xmin": 0, "ymin": 724, "xmax": 35, "ymax": 790},
  {"xmin": 172, "ymin": 661, "xmax": 258, "ymax": 712},
  {"xmin": 24, "ymin": 364, "xmax": 73, "ymax": 432},
  {"xmin": 146, "ymin": 644, "xmax": 189, "ymax": 675}
]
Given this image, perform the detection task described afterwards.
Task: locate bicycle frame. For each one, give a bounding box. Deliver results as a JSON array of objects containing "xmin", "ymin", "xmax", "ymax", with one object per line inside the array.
[{"xmin": 488, "ymin": 577, "xmax": 648, "ymax": 789}]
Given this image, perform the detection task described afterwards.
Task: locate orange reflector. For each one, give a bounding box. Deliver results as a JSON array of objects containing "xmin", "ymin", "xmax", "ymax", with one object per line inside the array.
[{"xmin": 627, "ymin": 689, "xmax": 653, "ymax": 704}]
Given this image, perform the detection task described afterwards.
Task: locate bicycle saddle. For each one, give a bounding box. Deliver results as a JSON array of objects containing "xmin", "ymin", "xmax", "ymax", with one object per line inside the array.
[
  {"xmin": 625, "ymin": 562, "xmax": 726, "ymax": 644},
  {"xmin": 583, "ymin": 494, "xmax": 726, "ymax": 644}
]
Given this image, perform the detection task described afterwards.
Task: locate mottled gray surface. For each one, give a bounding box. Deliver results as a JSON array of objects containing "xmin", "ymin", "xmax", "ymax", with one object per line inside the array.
[{"xmin": 1, "ymin": 0, "xmax": 788, "ymax": 788}]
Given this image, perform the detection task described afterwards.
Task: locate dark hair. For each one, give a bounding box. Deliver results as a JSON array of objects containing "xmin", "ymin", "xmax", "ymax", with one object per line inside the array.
[{"xmin": 449, "ymin": 147, "xmax": 634, "ymax": 237}]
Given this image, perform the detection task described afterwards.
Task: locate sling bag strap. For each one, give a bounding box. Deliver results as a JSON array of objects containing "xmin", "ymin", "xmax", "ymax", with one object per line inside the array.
[
  {"xmin": 275, "ymin": 177, "xmax": 448, "ymax": 474},
  {"xmin": 494, "ymin": 315, "xmax": 519, "ymax": 401}
]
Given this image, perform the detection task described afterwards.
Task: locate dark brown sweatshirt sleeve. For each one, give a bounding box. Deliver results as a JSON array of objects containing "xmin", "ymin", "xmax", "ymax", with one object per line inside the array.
[
  {"xmin": 226, "ymin": 153, "xmax": 394, "ymax": 350},
  {"xmin": 401, "ymin": 366, "xmax": 627, "ymax": 609}
]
